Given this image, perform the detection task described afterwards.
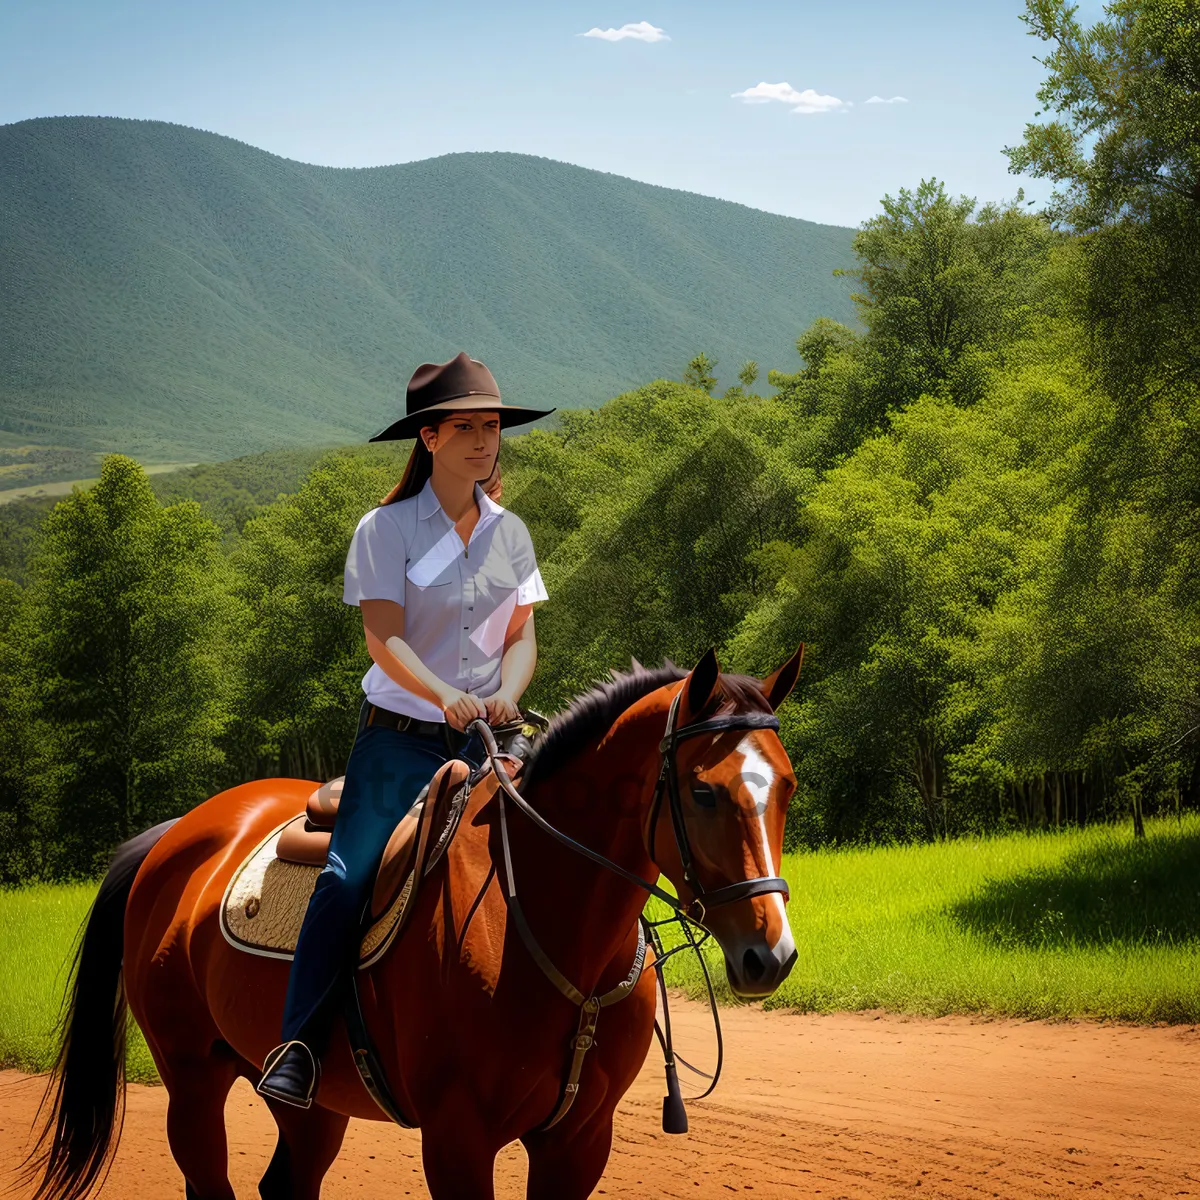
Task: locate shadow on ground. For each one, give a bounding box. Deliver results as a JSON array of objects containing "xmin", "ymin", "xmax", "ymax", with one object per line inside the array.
[{"xmin": 949, "ymin": 826, "xmax": 1200, "ymax": 948}]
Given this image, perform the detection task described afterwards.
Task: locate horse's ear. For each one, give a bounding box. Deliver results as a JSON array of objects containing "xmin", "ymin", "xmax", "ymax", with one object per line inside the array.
[
  {"xmin": 678, "ymin": 646, "xmax": 720, "ymax": 725},
  {"xmin": 760, "ymin": 643, "xmax": 805, "ymax": 711},
  {"xmin": 630, "ymin": 655, "xmax": 644, "ymax": 672}
]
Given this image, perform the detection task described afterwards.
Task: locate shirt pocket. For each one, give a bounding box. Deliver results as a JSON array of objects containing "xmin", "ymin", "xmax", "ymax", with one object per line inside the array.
[
  {"xmin": 478, "ymin": 557, "xmax": 519, "ymax": 594},
  {"xmin": 404, "ymin": 550, "xmax": 458, "ymax": 589},
  {"xmin": 468, "ymin": 556, "xmax": 521, "ymax": 658}
]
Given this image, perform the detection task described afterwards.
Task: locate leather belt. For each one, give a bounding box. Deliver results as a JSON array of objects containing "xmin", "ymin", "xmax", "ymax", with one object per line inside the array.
[{"xmin": 359, "ymin": 699, "xmax": 469, "ymax": 754}]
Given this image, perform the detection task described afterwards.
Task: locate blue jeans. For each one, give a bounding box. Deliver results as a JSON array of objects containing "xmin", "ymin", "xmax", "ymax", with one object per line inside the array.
[{"xmin": 279, "ymin": 699, "xmax": 486, "ymax": 1049}]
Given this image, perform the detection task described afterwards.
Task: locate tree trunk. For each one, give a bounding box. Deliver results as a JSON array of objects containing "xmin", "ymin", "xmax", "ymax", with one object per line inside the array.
[{"xmin": 1132, "ymin": 784, "xmax": 1146, "ymax": 839}]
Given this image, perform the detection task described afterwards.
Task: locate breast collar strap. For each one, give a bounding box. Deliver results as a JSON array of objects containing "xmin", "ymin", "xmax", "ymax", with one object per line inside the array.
[{"xmin": 646, "ymin": 688, "xmax": 790, "ymax": 927}]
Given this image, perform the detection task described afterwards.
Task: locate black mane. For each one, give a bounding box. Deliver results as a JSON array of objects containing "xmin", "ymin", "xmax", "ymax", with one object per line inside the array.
[{"xmin": 522, "ymin": 657, "xmax": 773, "ymax": 784}]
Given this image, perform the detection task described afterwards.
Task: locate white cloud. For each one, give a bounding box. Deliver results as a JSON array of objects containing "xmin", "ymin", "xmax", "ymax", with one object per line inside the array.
[
  {"xmin": 731, "ymin": 82, "xmax": 848, "ymax": 115},
  {"xmin": 579, "ymin": 21, "xmax": 670, "ymax": 41},
  {"xmin": 864, "ymin": 95, "xmax": 909, "ymax": 104}
]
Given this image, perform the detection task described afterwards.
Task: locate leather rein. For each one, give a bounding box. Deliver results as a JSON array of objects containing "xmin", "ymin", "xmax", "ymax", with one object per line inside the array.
[{"xmin": 467, "ymin": 685, "xmax": 790, "ymax": 1130}]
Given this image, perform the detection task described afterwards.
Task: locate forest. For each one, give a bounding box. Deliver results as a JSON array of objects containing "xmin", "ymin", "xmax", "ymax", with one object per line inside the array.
[{"xmin": 0, "ymin": 0, "xmax": 1196, "ymax": 881}]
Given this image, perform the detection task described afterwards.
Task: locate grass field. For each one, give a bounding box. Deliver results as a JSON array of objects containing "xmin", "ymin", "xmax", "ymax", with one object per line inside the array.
[
  {"xmin": 2, "ymin": 815, "xmax": 1197, "ymax": 1085},
  {"xmin": 650, "ymin": 812, "xmax": 1200, "ymax": 1022},
  {"xmin": 0, "ymin": 883, "xmax": 159, "ymax": 1082}
]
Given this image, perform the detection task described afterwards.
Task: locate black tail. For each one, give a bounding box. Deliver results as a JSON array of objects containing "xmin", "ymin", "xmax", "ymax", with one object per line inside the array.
[{"xmin": 16, "ymin": 818, "xmax": 180, "ymax": 1200}]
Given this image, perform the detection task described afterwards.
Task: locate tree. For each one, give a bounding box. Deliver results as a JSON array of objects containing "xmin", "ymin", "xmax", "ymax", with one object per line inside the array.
[
  {"xmin": 19, "ymin": 456, "xmax": 236, "ymax": 875},
  {"xmin": 1003, "ymin": 0, "xmax": 1200, "ymax": 230},
  {"xmin": 684, "ymin": 352, "xmax": 718, "ymax": 395},
  {"xmin": 738, "ymin": 360, "xmax": 759, "ymax": 391},
  {"xmin": 1004, "ymin": 0, "xmax": 1200, "ymax": 604},
  {"xmin": 840, "ymin": 179, "xmax": 1060, "ymax": 413},
  {"xmin": 226, "ymin": 452, "xmax": 400, "ymax": 784}
]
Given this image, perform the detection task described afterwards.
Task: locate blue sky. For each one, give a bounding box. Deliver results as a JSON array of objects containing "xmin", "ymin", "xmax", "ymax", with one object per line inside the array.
[{"xmin": 1, "ymin": 0, "xmax": 1110, "ymax": 228}]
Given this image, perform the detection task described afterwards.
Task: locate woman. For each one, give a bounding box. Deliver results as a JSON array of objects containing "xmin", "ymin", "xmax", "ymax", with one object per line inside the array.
[{"xmin": 257, "ymin": 351, "xmax": 555, "ymax": 1108}]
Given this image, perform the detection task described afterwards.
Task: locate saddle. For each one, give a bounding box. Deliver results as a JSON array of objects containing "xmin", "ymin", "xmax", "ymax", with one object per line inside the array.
[{"xmin": 220, "ymin": 715, "xmax": 546, "ymax": 967}]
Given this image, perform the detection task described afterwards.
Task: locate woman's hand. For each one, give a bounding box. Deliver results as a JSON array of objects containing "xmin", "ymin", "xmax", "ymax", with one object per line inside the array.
[
  {"xmin": 440, "ymin": 687, "xmax": 488, "ymax": 732},
  {"xmin": 483, "ymin": 689, "xmax": 521, "ymax": 725}
]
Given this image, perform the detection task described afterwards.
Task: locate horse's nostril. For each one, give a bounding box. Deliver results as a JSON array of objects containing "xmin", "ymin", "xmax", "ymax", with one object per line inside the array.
[{"xmin": 742, "ymin": 946, "xmax": 767, "ymax": 982}]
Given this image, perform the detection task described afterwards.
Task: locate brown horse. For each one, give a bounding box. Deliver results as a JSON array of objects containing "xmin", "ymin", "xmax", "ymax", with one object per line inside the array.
[{"xmin": 24, "ymin": 645, "xmax": 802, "ymax": 1200}]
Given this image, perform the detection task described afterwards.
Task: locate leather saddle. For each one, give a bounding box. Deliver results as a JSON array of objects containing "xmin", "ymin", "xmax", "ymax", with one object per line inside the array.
[{"xmin": 275, "ymin": 714, "xmax": 546, "ymax": 922}]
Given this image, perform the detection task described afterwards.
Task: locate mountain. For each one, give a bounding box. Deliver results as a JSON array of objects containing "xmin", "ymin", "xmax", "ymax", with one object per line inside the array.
[{"xmin": 0, "ymin": 116, "xmax": 859, "ymax": 464}]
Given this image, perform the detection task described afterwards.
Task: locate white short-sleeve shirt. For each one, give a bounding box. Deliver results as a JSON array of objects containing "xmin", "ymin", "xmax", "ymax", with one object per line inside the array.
[{"xmin": 342, "ymin": 475, "xmax": 549, "ymax": 721}]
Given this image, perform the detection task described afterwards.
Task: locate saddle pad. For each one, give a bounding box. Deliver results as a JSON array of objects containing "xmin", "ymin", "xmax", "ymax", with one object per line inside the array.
[{"xmin": 219, "ymin": 815, "xmax": 419, "ymax": 969}]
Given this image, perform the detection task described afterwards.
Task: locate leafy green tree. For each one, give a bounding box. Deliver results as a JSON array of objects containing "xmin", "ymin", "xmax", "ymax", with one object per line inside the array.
[
  {"xmin": 683, "ymin": 352, "xmax": 719, "ymax": 395},
  {"xmin": 768, "ymin": 317, "xmax": 872, "ymax": 464},
  {"xmin": 224, "ymin": 452, "xmax": 400, "ymax": 784},
  {"xmin": 1003, "ymin": 0, "xmax": 1200, "ymax": 229},
  {"xmin": 0, "ymin": 575, "xmax": 43, "ymax": 881},
  {"xmin": 1004, "ymin": 0, "xmax": 1200, "ymax": 604},
  {"xmin": 839, "ymin": 179, "xmax": 1061, "ymax": 413},
  {"xmin": 18, "ymin": 456, "xmax": 235, "ymax": 875},
  {"xmin": 522, "ymin": 380, "xmax": 809, "ymax": 707}
]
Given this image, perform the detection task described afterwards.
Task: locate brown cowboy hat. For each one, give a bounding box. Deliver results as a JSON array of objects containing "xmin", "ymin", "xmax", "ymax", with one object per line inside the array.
[{"xmin": 368, "ymin": 351, "xmax": 556, "ymax": 442}]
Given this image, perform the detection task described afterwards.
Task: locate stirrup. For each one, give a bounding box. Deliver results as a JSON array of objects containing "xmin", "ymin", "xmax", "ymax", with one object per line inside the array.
[{"xmin": 256, "ymin": 1039, "xmax": 320, "ymax": 1109}]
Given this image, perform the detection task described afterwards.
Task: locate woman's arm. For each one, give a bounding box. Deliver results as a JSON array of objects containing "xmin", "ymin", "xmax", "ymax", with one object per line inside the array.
[
  {"xmin": 360, "ymin": 598, "xmax": 454, "ymax": 710},
  {"xmin": 484, "ymin": 604, "xmax": 537, "ymax": 722}
]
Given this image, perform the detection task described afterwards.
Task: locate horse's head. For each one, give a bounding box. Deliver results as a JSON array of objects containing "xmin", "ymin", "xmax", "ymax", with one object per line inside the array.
[{"xmin": 645, "ymin": 644, "xmax": 804, "ymax": 999}]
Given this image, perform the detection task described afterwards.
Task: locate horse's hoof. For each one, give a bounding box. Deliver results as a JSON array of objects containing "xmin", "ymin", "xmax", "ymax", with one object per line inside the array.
[{"xmin": 256, "ymin": 1040, "xmax": 320, "ymax": 1109}]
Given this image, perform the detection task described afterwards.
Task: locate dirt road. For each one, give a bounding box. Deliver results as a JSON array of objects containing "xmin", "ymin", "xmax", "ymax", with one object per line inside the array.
[{"xmin": 3, "ymin": 998, "xmax": 1197, "ymax": 1198}]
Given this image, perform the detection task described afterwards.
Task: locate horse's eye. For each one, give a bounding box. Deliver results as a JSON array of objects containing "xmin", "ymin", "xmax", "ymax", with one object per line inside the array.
[{"xmin": 691, "ymin": 782, "xmax": 718, "ymax": 809}]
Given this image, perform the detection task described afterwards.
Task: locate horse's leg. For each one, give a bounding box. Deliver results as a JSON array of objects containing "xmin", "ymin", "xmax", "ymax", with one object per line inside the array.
[
  {"xmin": 421, "ymin": 1122, "xmax": 499, "ymax": 1199},
  {"xmin": 521, "ymin": 1114, "xmax": 615, "ymax": 1200},
  {"xmin": 161, "ymin": 1048, "xmax": 240, "ymax": 1200},
  {"xmin": 257, "ymin": 1099, "xmax": 350, "ymax": 1200}
]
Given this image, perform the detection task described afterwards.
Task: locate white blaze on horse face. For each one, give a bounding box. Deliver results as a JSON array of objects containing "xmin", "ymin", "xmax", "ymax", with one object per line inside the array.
[{"xmin": 735, "ymin": 734, "xmax": 796, "ymax": 965}]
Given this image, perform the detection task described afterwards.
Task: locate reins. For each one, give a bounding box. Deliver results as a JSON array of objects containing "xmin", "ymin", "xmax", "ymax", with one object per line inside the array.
[{"xmin": 467, "ymin": 684, "xmax": 789, "ymax": 1132}]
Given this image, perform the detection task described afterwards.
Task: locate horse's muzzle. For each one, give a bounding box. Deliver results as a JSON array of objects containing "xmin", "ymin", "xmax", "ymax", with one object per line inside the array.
[{"xmin": 723, "ymin": 938, "xmax": 798, "ymax": 999}]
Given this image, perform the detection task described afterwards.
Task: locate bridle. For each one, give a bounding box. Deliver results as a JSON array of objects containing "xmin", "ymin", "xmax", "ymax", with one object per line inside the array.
[
  {"xmin": 470, "ymin": 680, "xmax": 790, "ymax": 933},
  {"xmin": 460, "ymin": 682, "xmax": 791, "ymax": 1130},
  {"xmin": 645, "ymin": 686, "xmax": 791, "ymax": 925}
]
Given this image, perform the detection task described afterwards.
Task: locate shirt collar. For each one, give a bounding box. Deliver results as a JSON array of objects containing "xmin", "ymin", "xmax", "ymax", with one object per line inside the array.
[{"xmin": 416, "ymin": 475, "xmax": 505, "ymax": 523}]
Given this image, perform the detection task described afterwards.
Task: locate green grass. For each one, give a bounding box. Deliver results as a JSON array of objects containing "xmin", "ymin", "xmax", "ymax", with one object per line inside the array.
[
  {"xmin": 3, "ymin": 816, "xmax": 1198, "ymax": 1085},
  {"xmin": 0, "ymin": 883, "xmax": 159, "ymax": 1082},
  {"xmin": 649, "ymin": 812, "xmax": 1200, "ymax": 1023}
]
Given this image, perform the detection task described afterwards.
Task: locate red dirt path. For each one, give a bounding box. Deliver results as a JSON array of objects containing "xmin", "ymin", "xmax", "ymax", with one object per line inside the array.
[{"xmin": 3, "ymin": 997, "xmax": 1198, "ymax": 1199}]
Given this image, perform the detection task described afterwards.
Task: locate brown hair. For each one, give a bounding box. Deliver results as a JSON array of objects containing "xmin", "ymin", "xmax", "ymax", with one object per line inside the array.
[{"xmin": 380, "ymin": 415, "xmax": 503, "ymax": 507}]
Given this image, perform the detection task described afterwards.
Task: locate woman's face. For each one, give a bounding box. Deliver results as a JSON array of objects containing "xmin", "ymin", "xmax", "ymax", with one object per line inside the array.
[{"xmin": 420, "ymin": 410, "xmax": 501, "ymax": 482}]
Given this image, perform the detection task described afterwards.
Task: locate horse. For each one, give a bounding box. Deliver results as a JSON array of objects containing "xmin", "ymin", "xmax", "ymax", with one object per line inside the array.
[{"xmin": 23, "ymin": 644, "xmax": 803, "ymax": 1200}]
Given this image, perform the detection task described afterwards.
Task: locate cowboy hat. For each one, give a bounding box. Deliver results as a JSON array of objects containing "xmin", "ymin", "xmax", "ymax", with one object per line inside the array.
[{"xmin": 369, "ymin": 352, "xmax": 556, "ymax": 442}]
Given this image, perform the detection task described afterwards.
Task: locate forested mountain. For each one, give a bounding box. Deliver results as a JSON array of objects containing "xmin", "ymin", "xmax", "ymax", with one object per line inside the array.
[{"xmin": 0, "ymin": 116, "xmax": 857, "ymax": 467}]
